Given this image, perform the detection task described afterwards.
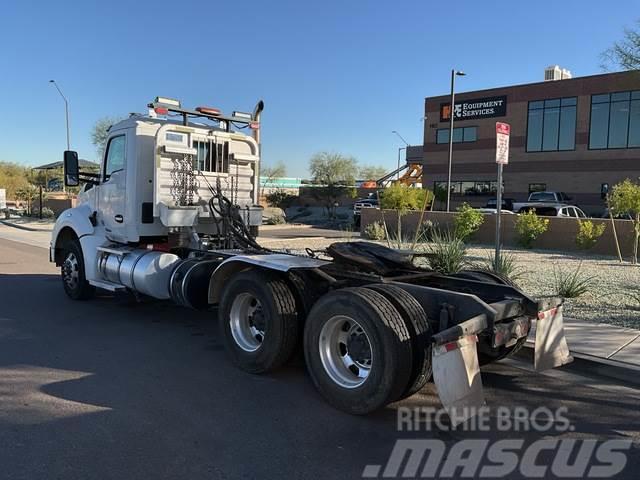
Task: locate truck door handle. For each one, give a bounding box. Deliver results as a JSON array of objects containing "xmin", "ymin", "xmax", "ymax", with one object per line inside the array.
[{"xmin": 114, "ymin": 215, "xmax": 124, "ymax": 223}]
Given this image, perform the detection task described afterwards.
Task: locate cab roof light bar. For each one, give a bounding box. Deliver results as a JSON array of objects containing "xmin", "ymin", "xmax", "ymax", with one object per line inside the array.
[{"xmin": 147, "ymin": 101, "xmax": 259, "ymax": 131}]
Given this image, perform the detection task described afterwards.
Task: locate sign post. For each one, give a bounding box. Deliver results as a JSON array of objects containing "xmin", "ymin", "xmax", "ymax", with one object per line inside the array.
[{"xmin": 495, "ymin": 122, "xmax": 510, "ymax": 268}]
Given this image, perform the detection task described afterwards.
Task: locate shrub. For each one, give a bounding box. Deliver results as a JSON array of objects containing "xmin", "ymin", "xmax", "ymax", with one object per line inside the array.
[
  {"xmin": 266, "ymin": 214, "xmax": 285, "ymax": 225},
  {"xmin": 426, "ymin": 230, "xmax": 468, "ymax": 274},
  {"xmin": 364, "ymin": 221, "xmax": 386, "ymax": 240},
  {"xmin": 575, "ymin": 220, "xmax": 606, "ymax": 250},
  {"xmin": 476, "ymin": 252, "xmax": 526, "ymax": 286},
  {"xmin": 41, "ymin": 207, "xmax": 55, "ymax": 218},
  {"xmin": 453, "ymin": 203, "xmax": 484, "ymax": 240},
  {"xmin": 515, "ymin": 210, "xmax": 549, "ymax": 248},
  {"xmin": 553, "ymin": 262, "xmax": 595, "ymax": 298},
  {"xmin": 265, "ymin": 189, "xmax": 297, "ymax": 210}
]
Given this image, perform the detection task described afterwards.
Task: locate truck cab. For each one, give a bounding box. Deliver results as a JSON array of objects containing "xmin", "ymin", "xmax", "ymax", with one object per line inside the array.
[{"xmin": 51, "ymin": 97, "xmax": 264, "ymax": 294}]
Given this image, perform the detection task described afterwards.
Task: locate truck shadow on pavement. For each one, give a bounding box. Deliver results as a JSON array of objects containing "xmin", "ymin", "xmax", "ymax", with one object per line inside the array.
[{"xmin": 1, "ymin": 272, "xmax": 639, "ymax": 479}]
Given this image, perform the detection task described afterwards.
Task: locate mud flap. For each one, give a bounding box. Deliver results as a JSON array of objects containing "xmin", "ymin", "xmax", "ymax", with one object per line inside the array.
[
  {"xmin": 432, "ymin": 335, "xmax": 485, "ymax": 426},
  {"xmin": 534, "ymin": 304, "xmax": 573, "ymax": 371}
]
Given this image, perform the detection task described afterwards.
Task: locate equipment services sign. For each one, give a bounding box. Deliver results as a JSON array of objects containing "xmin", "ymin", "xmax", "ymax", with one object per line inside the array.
[
  {"xmin": 440, "ymin": 95, "xmax": 507, "ymax": 122},
  {"xmin": 496, "ymin": 122, "xmax": 510, "ymax": 164}
]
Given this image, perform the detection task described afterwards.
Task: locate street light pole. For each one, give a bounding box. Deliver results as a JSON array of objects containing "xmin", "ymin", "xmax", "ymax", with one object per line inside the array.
[
  {"xmin": 392, "ymin": 130, "xmax": 409, "ymax": 179},
  {"xmin": 49, "ymin": 80, "xmax": 70, "ymax": 150},
  {"xmin": 49, "ymin": 80, "xmax": 70, "ymax": 194},
  {"xmin": 446, "ymin": 69, "xmax": 466, "ymax": 212}
]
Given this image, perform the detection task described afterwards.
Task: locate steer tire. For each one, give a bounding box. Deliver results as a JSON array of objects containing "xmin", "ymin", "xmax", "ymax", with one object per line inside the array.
[
  {"xmin": 304, "ymin": 287, "xmax": 412, "ymax": 415},
  {"xmin": 60, "ymin": 239, "xmax": 95, "ymax": 300},
  {"xmin": 219, "ymin": 269, "xmax": 299, "ymax": 374},
  {"xmin": 365, "ymin": 284, "xmax": 432, "ymax": 399}
]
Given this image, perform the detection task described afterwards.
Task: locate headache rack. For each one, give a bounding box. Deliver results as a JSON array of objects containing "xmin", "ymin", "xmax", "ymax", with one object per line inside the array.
[{"xmin": 147, "ymin": 98, "xmax": 264, "ymax": 133}]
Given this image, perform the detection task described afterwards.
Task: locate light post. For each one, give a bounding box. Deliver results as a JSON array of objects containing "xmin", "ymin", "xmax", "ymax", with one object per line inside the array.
[
  {"xmin": 49, "ymin": 80, "xmax": 70, "ymax": 194},
  {"xmin": 392, "ymin": 130, "xmax": 409, "ymax": 179},
  {"xmin": 446, "ymin": 69, "xmax": 466, "ymax": 212}
]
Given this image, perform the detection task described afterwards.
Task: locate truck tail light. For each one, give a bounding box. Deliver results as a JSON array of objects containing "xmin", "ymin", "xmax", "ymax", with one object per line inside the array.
[{"xmin": 154, "ymin": 107, "xmax": 169, "ymax": 115}]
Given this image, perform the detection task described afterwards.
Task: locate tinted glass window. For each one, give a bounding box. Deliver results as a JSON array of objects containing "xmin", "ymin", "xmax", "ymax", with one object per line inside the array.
[
  {"xmin": 436, "ymin": 129, "xmax": 449, "ymax": 144},
  {"xmin": 527, "ymin": 108, "xmax": 543, "ymax": 151},
  {"xmin": 589, "ymin": 91, "xmax": 640, "ymax": 149},
  {"xmin": 105, "ymin": 135, "xmax": 125, "ymax": 177},
  {"xmin": 463, "ymin": 127, "xmax": 477, "ymax": 142},
  {"xmin": 527, "ymin": 98, "xmax": 576, "ymax": 152},
  {"xmin": 542, "ymin": 107, "xmax": 560, "ymax": 151},
  {"xmin": 452, "ymin": 128, "xmax": 463, "ymax": 143},
  {"xmin": 558, "ymin": 105, "xmax": 576, "ymax": 150},
  {"xmin": 629, "ymin": 100, "xmax": 640, "ymax": 147},
  {"xmin": 609, "ymin": 100, "xmax": 630, "ymax": 148},
  {"xmin": 589, "ymin": 102, "xmax": 610, "ymax": 149}
]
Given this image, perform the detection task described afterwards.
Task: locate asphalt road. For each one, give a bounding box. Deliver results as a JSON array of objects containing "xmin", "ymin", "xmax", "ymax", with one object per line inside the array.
[{"xmin": 1, "ymin": 238, "xmax": 639, "ymax": 480}]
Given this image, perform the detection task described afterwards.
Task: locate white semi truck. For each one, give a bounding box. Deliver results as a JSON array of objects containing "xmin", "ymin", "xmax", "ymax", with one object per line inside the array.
[{"xmin": 50, "ymin": 97, "xmax": 572, "ymax": 420}]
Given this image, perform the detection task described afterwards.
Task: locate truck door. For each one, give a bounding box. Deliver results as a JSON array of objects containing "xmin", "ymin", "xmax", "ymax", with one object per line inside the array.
[{"xmin": 99, "ymin": 134, "xmax": 127, "ymax": 242}]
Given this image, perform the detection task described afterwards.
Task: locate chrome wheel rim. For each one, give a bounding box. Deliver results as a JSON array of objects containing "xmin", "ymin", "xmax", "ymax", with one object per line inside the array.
[
  {"xmin": 229, "ymin": 293, "xmax": 265, "ymax": 352},
  {"xmin": 319, "ymin": 315, "xmax": 373, "ymax": 389},
  {"xmin": 62, "ymin": 252, "xmax": 80, "ymax": 291}
]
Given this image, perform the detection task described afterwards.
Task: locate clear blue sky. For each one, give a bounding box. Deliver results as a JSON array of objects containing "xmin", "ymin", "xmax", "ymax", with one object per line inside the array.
[{"xmin": 0, "ymin": 0, "xmax": 635, "ymax": 177}]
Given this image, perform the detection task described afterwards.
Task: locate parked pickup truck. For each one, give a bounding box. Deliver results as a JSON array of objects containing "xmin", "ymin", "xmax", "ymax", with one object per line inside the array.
[{"xmin": 513, "ymin": 191, "xmax": 574, "ymax": 213}]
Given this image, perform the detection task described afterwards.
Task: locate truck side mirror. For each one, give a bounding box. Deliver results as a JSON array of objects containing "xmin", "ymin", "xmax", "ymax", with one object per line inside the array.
[{"xmin": 64, "ymin": 150, "xmax": 79, "ymax": 187}]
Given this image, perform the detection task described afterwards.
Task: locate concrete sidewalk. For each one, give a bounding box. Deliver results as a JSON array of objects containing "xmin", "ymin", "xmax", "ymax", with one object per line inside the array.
[{"xmin": 526, "ymin": 318, "xmax": 640, "ymax": 370}]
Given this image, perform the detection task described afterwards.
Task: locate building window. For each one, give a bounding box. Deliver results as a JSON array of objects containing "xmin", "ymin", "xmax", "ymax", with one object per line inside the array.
[
  {"xmin": 589, "ymin": 91, "xmax": 640, "ymax": 149},
  {"xmin": 436, "ymin": 126, "xmax": 477, "ymax": 144},
  {"xmin": 434, "ymin": 180, "xmax": 499, "ymax": 196},
  {"xmin": 528, "ymin": 183, "xmax": 547, "ymax": 194},
  {"xmin": 526, "ymin": 97, "xmax": 576, "ymax": 152}
]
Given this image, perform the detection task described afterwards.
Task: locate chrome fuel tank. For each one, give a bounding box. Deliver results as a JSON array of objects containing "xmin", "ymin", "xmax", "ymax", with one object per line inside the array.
[{"xmin": 98, "ymin": 249, "xmax": 181, "ymax": 300}]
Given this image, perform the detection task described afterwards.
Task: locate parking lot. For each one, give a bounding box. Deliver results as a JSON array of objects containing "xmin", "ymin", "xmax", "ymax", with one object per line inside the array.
[{"xmin": 1, "ymin": 237, "xmax": 639, "ymax": 479}]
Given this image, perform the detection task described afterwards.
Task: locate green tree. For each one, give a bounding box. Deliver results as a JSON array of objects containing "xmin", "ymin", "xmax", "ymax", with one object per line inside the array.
[
  {"xmin": 379, "ymin": 183, "xmax": 432, "ymax": 243},
  {"xmin": 91, "ymin": 116, "xmax": 124, "ymax": 159},
  {"xmin": 309, "ymin": 152, "xmax": 358, "ymax": 218},
  {"xmin": 608, "ymin": 179, "xmax": 640, "ymax": 263},
  {"xmin": 260, "ymin": 161, "xmax": 287, "ymax": 197},
  {"xmin": 358, "ymin": 165, "xmax": 388, "ymax": 181},
  {"xmin": 601, "ymin": 19, "xmax": 640, "ymax": 71},
  {"xmin": 0, "ymin": 162, "xmax": 30, "ymax": 199}
]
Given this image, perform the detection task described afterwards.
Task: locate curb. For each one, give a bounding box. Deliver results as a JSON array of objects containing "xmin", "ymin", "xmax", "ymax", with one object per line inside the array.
[
  {"xmin": 518, "ymin": 342, "xmax": 640, "ymax": 387},
  {"xmin": 0, "ymin": 220, "xmax": 53, "ymax": 232}
]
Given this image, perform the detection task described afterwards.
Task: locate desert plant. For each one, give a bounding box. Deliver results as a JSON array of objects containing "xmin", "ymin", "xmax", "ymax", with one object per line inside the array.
[
  {"xmin": 515, "ymin": 210, "xmax": 549, "ymax": 248},
  {"xmin": 265, "ymin": 188, "xmax": 297, "ymax": 210},
  {"xmin": 575, "ymin": 220, "xmax": 606, "ymax": 250},
  {"xmin": 553, "ymin": 262, "xmax": 595, "ymax": 298},
  {"xmin": 476, "ymin": 252, "xmax": 526, "ymax": 286},
  {"xmin": 453, "ymin": 203, "xmax": 485, "ymax": 240},
  {"xmin": 426, "ymin": 230, "xmax": 468, "ymax": 274},
  {"xmin": 364, "ymin": 221, "xmax": 386, "ymax": 240},
  {"xmin": 266, "ymin": 214, "xmax": 285, "ymax": 225}
]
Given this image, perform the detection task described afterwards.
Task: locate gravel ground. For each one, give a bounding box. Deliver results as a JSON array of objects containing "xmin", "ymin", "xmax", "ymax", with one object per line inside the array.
[{"xmin": 259, "ymin": 236, "xmax": 640, "ymax": 329}]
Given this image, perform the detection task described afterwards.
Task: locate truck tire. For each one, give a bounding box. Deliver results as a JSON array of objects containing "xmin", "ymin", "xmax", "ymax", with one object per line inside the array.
[
  {"xmin": 365, "ymin": 284, "xmax": 432, "ymax": 399},
  {"xmin": 454, "ymin": 270, "xmax": 527, "ymax": 365},
  {"xmin": 60, "ymin": 239, "xmax": 95, "ymax": 300},
  {"xmin": 304, "ymin": 287, "xmax": 412, "ymax": 415},
  {"xmin": 219, "ymin": 269, "xmax": 298, "ymax": 374}
]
